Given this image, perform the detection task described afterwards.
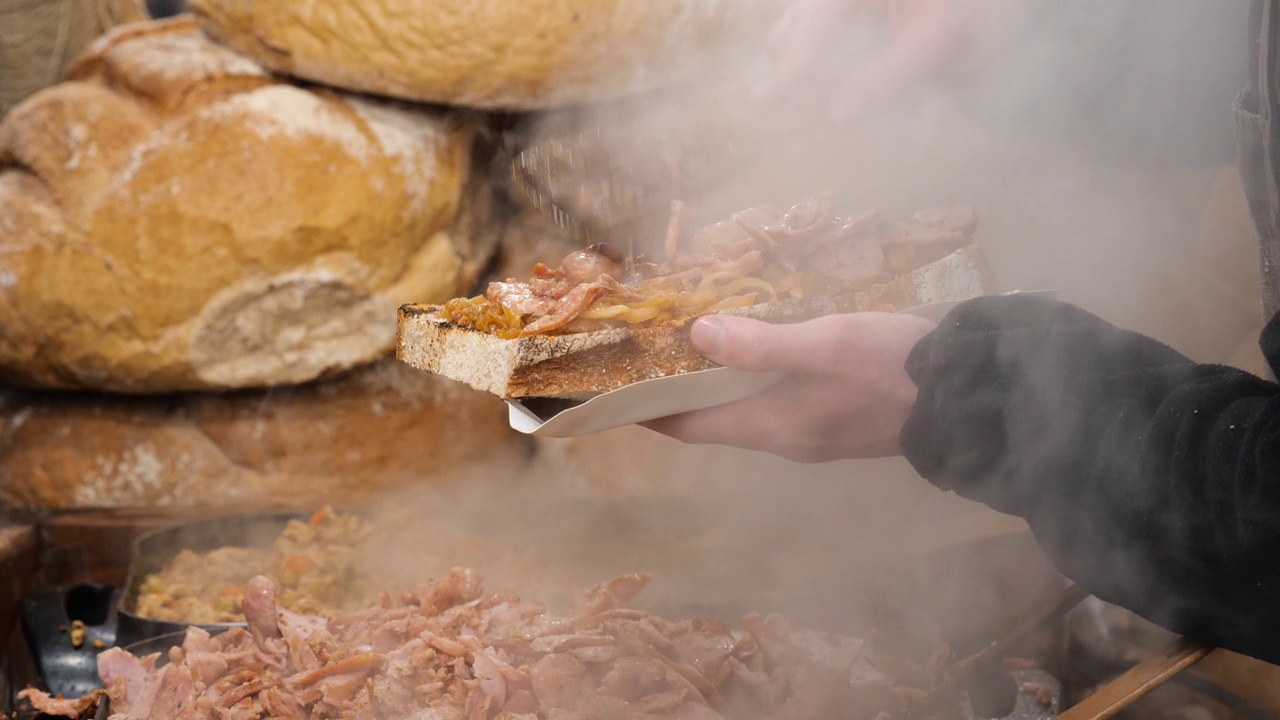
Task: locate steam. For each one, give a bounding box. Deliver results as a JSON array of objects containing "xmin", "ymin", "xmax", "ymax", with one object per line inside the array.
[
  {"xmin": 348, "ymin": 430, "xmax": 1057, "ymax": 666},
  {"xmin": 363, "ymin": 0, "xmax": 1256, "ymax": 688},
  {"xmin": 517, "ymin": 0, "xmax": 1255, "ymax": 358}
]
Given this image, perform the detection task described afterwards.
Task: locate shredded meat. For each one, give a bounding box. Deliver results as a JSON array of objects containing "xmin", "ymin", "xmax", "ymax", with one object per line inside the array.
[
  {"xmin": 487, "ymin": 281, "xmax": 560, "ymax": 317},
  {"xmin": 21, "ymin": 570, "xmax": 964, "ymax": 720},
  {"xmin": 448, "ymin": 196, "xmax": 978, "ymax": 337},
  {"xmin": 519, "ymin": 282, "xmax": 611, "ymax": 336},
  {"xmin": 15, "ymin": 689, "xmax": 102, "ymax": 717}
]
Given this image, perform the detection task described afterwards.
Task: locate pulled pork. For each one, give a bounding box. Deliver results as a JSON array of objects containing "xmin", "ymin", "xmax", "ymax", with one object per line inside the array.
[
  {"xmin": 21, "ymin": 570, "xmax": 961, "ymax": 720},
  {"xmin": 443, "ymin": 195, "xmax": 978, "ymax": 338}
]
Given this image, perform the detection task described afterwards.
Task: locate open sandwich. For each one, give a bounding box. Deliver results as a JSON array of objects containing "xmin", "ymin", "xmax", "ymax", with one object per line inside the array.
[{"xmin": 397, "ymin": 196, "xmax": 991, "ymax": 400}]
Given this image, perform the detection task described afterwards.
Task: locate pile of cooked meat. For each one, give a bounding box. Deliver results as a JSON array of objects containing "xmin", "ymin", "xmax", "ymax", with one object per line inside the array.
[
  {"xmin": 444, "ymin": 194, "xmax": 978, "ymax": 338},
  {"xmin": 21, "ymin": 570, "xmax": 962, "ymax": 720},
  {"xmin": 136, "ymin": 509, "xmax": 382, "ymax": 624}
]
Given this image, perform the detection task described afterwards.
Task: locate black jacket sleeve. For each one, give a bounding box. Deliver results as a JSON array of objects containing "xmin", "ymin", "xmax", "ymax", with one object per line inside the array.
[{"xmin": 900, "ymin": 295, "xmax": 1280, "ymax": 665}]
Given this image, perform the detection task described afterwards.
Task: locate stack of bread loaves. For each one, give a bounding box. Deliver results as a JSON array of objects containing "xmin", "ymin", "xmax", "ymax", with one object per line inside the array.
[{"xmin": 0, "ymin": 2, "xmax": 765, "ymax": 511}]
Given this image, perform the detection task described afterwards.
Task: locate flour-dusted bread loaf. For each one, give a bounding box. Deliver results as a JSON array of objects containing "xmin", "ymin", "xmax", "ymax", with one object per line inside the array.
[
  {"xmin": 398, "ymin": 245, "xmax": 992, "ymax": 400},
  {"xmin": 0, "ymin": 17, "xmax": 498, "ymax": 393},
  {"xmin": 0, "ymin": 360, "xmax": 529, "ymax": 512},
  {"xmin": 187, "ymin": 0, "xmax": 772, "ymax": 110}
]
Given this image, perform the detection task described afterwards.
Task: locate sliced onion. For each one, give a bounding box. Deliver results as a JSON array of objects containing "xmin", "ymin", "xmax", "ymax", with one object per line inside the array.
[
  {"xmin": 579, "ymin": 303, "xmax": 632, "ymax": 320},
  {"xmin": 695, "ymin": 271, "xmax": 743, "ymax": 292},
  {"xmin": 717, "ymin": 278, "xmax": 777, "ymax": 303},
  {"xmin": 624, "ymin": 306, "xmax": 663, "ymax": 323},
  {"xmin": 707, "ymin": 294, "xmax": 758, "ymax": 312}
]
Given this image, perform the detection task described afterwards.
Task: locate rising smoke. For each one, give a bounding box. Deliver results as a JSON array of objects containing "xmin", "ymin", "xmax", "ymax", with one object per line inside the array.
[
  {"xmin": 362, "ymin": 0, "xmax": 1259, "ymax": 680},
  {"xmin": 520, "ymin": 0, "xmax": 1255, "ymax": 356}
]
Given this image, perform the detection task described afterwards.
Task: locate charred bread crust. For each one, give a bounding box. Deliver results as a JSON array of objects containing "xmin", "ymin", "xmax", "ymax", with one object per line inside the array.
[
  {"xmin": 397, "ymin": 245, "xmax": 992, "ymax": 399},
  {"xmin": 397, "ymin": 295, "xmax": 860, "ymax": 399}
]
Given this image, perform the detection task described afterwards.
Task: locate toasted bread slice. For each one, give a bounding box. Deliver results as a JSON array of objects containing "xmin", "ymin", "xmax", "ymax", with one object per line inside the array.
[{"xmin": 397, "ymin": 245, "xmax": 992, "ymax": 399}]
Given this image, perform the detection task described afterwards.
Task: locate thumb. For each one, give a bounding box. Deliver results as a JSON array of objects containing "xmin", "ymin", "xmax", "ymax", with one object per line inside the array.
[{"xmin": 690, "ymin": 315, "xmax": 821, "ymax": 373}]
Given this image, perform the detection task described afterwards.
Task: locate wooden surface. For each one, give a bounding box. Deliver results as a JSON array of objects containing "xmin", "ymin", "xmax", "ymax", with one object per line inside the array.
[
  {"xmin": 1193, "ymin": 649, "xmax": 1280, "ymax": 717},
  {"xmin": 0, "ymin": 524, "xmax": 38, "ymax": 665},
  {"xmin": 1059, "ymin": 639, "xmax": 1214, "ymax": 720}
]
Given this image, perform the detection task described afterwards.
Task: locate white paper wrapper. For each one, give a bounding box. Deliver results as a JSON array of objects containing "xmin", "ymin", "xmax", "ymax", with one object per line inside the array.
[{"xmin": 506, "ymin": 290, "xmax": 1059, "ymax": 437}]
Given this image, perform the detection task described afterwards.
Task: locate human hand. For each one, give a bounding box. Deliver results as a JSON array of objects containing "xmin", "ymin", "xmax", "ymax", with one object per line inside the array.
[
  {"xmin": 643, "ymin": 312, "xmax": 937, "ymax": 462},
  {"xmin": 758, "ymin": 0, "xmax": 981, "ymax": 121}
]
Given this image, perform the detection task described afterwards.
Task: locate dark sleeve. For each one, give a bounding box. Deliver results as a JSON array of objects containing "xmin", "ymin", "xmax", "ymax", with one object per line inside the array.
[{"xmin": 899, "ymin": 295, "xmax": 1280, "ymax": 665}]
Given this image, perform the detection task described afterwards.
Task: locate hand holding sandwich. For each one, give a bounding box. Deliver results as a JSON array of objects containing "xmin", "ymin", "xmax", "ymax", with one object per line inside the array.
[{"xmin": 644, "ymin": 312, "xmax": 935, "ymax": 462}]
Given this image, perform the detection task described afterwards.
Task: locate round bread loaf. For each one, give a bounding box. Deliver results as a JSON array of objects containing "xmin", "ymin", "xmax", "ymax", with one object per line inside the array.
[
  {"xmin": 187, "ymin": 0, "xmax": 770, "ymax": 109},
  {"xmin": 0, "ymin": 17, "xmax": 497, "ymax": 393},
  {"xmin": 0, "ymin": 359, "xmax": 531, "ymax": 511}
]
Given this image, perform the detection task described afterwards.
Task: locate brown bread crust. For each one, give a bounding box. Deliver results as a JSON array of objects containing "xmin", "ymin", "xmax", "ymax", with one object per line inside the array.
[
  {"xmin": 188, "ymin": 0, "xmax": 768, "ymax": 110},
  {"xmin": 0, "ymin": 17, "xmax": 492, "ymax": 393}
]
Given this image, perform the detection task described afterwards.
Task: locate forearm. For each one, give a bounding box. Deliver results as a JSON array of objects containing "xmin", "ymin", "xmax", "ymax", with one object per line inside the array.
[{"xmin": 900, "ymin": 295, "xmax": 1280, "ymax": 662}]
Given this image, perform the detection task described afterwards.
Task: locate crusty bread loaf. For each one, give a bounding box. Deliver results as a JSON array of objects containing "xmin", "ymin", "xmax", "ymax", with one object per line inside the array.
[
  {"xmin": 397, "ymin": 245, "xmax": 992, "ymax": 399},
  {"xmin": 188, "ymin": 0, "xmax": 771, "ymax": 110},
  {"xmin": 0, "ymin": 359, "xmax": 530, "ymax": 512},
  {"xmin": 0, "ymin": 17, "xmax": 497, "ymax": 393}
]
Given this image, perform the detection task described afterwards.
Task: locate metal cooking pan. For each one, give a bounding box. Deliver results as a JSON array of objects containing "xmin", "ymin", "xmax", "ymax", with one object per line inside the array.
[
  {"xmin": 114, "ymin": 511, "xmax": 306, "ymax": 648},
  {"xmin": 18, "ymin": 584, "xmax": 119, "ymax": 704},
  {"xmin": 18, "ymin": 513, "xmax": 305, "ymax": 705},
  {"xmin": 24, "ymin": 496, "xmax": 711, "ymax": 680},
  {"xmin": 17, "ymin": 512, "xmax": 1063, "ymax": 720},
  {"xmin": 16, "ymin": 590, "xmax": 1063, "ymax": 720},
  {"xmin": 17, "ymin": 501, "xmax": 707, "ymax": 704},
  {"xmin": 14, "ymin": 628, "xmax": 195, "ymax": 720},
  {"xmin": 10, "ymin": 509, "xmax": 1274, "ymax": 720}
]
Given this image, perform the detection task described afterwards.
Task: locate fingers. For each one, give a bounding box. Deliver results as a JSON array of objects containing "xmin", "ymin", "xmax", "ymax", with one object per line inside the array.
[
  {"xmin": 692, "ymin": 312, "xmax": 938, "ymax": 378},
  {"xmin": 641, "ymin": 382, "xmax": 826, "ymax": 461},
  {"xmin": 642, "ymin": 375, "xmax": 908, "ymax": 462},
  {"xmin": 644, "ymin": 311, "xmax": 935, "ymax": 463},
  {"xmin": 690, "ymin": 315, "xmax": 839, "ymax": 374}
]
